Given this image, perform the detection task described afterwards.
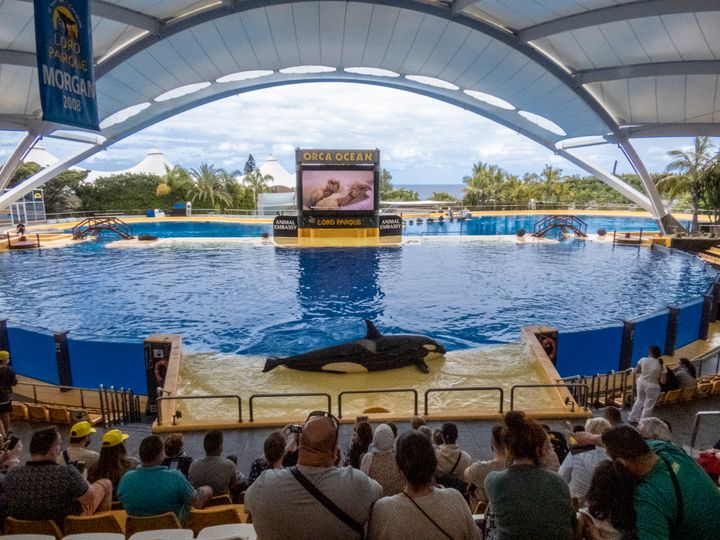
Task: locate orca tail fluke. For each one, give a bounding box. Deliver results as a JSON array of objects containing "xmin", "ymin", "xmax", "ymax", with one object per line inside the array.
[{"xmin": 263, "ymin": 356, "xmax": 285, "ymax": 373}]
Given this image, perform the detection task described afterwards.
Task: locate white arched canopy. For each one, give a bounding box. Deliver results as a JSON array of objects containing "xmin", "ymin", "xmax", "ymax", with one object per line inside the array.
[{"xmin": 2, "ymin": 1, "xmax": 719, "ymax": 232}]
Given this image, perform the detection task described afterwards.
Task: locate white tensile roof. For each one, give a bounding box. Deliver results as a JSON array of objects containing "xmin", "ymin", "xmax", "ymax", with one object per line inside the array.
[
  {"xmin": 83, "ymin": 149, "xmax": 173, "ymax": 183},
  {"xmin": 239, "ymin": 155, "xmax": 295, "ymax": 190}
]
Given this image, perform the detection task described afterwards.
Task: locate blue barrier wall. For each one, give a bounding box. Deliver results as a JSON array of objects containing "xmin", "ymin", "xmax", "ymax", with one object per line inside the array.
[
  {"xmin": 630, "ymin": 310, "xmax": 670, "ymax": 367},
  {"xmin": 556, "ymin": 324, "xmax": 624, "ymax": 377},
  {"xmin": 675, "ymin": 299, "xmax": 704, "ymax": 350},
  {"xmin": 68, "ymin": 338, "xmax": 146, "ymax": 393},
  {"xmin": 6, "ymin": 324, "xmax": 58, "ymax": 384}
]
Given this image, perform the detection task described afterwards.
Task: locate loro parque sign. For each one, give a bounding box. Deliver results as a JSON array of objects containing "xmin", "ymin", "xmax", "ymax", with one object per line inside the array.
[{"xmin": 34, "ymin": 0, "xmax": 99, "ymax": 131}]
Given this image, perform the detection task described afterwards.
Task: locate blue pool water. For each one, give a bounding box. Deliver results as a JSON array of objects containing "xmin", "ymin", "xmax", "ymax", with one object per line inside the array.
[
  {"xmin": 66, "ymin": 214, "xmax": 662, "ymax": 238},
  {"xmin": 0, "ymin": 229, "xmax": 714, "ymax": 355}
]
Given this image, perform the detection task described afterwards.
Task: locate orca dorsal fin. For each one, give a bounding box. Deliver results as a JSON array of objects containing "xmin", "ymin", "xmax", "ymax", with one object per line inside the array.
[{"xmin": 365, "ymin": 320, "xmax": 382, "ymax": 340}]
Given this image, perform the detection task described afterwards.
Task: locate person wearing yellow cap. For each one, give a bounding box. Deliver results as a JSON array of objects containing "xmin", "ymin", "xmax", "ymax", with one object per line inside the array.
[
  {"xmin": 0, "ymin": 350, "xmax": 17, "ymax": 439},
  {"xmin": 88, "ymin": 429, "xmax": 138, "ymax": 501},
  {"xmin": 57, "ymin": 421, "xmax": 100, "ymax": 470}
]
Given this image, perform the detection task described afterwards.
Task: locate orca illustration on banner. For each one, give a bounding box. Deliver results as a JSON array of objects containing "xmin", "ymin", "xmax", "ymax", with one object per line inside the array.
[{"xmin": 263, "ymin": 320, "xmax": 446, "ymax": 374}]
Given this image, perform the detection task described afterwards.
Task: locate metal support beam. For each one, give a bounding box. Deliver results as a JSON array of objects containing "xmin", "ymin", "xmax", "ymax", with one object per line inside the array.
[
  {"xmin": 0, "ymin": 49, "xmax": 36, "ymax": 68},
  {"xmin": 520, "ymin": 0, "xmax": 720, "ymax": 42},
  {"xmin": 620, "ymin": 123, "xmax": 720, "ymax": 138},
  {"xmin": 452, "ymin": 0, "xmax": 479, "ymax": 16},
  {"xmin": 0, "ymin": 144, "xmax": 104, "ymax": 210},
  {"xmin": 575, "ymin": 60, "xmax": 720, "ymax": 84},
  {"xmin": 0, "ymin": 132, "xmax": 40, "ymax": 192}
]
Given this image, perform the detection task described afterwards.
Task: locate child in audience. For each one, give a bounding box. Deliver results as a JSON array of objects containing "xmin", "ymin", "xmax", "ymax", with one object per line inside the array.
[
  {"xmin": 247, "ymin": 430, "xmax": 285, "ymax": 487},
  {"xmin": 579, "ymin": 460, "xmax": 637, "ymax": 540},
  {"xmin": 161, "ymin": 433, "xmax": 192, "ymax": 477}
]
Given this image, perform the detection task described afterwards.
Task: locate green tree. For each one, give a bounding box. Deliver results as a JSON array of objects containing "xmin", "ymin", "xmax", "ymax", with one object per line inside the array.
[
  {"xmin": 380, "ymin": 168, "xmax": 394, "ymax": 196},
  {"xmin": 700, "ymin": 161, "xmax": 720, "ymax": 223},
  {"xmin": 9, "ymin": 162, "xmax": 88, "ymax": 214},
  {"xmin": 657, "ymin": 136, "xmax": 716, "ymax": 232},
  {"xmin": 157, "ymin": 165, "xmax": 191, "ymax": 201},
  {"xmin": 382, "ymin": 188, "xmax": 419, "ymax": 202},
  {"xmin": 242, "ymin": 169, "xmax": 274, "ymax": 209},
  {"xmin": 75, "ymin": 173, "xmax": 164, "ymax": 212},
  {"xmin": 243, "ymin": 154, "xmax": 256, "ymax": 176},
  {"xmin": 429, "ymin": 191, "xmax": 457, "ymax": 202},
  {"xmin": 462, "ymin": 162, "xmax": 506, "ymax": 206},
  {"xmin": 186, "ymin": 163, "xmax": 233, "ymax": 208}
]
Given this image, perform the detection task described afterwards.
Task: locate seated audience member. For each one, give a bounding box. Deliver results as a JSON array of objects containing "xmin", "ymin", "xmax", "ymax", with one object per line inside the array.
[
  {"xmin": 162, "ymin": 433, "xmax": 193, "ymax": 477},
  {"xmin": 465, "ymin": 424, "xmax": 505, "ymax": 506},
  {"xmin": 485, "ymin": 411, "xmax": 576, "ymax": 540},
  {"xmin": 248, "ymin": 430, "xmax": 286, "ymax": 487},
  {"xmin": 637, "ymin": 417, "xmax": 672, "ymax": 442},
  {"xmin": 367, "ymin": 431, "xmax": 480, "ymax": 540},
  {"xmin": 245, "ymin": 412, "xmax": 382, "ymax": 540},
  {"xmin": 601, "ymin": 406, "xmax": 623, "ymax": 427},
  {"xmin": 87, "ymin": 429, "xmax": 137, "ymax": 500},
  {"xmin": 188, "ymin": 430, "xmax": 238, "ymax": 497},
  {"xmin": 410, "ymin": 415, "xmax": 426, "ymax": 430},
  {"xmin": 558, "ymin": 417, "xmax": 611, "ymax": 505},
  {"xmin": 435, "ymin": 423, "xmax": 472, "ymax": 482},
  {"xmin": 360, "ymin": 424, "xmax": 404, "ymax": 496},
  {"xmin": 118, "ymin": 435, "xmax": 211, "ymax": 524},
  {"xmin": 432, "ymin": 429, "xmax": 443, "ymax": 448},
  {"xmin": 344, "ymin": 420, "xmax": 373, "ymax": 469},
  {"xmin": 417, "ymin": 425, "xmax": 433, "ymax": 442},
  {"xmin": 602, "ymin": 425, "xmax": 720, "ymax": 540},
  {"xmin": 0, "ymin": 435, "xmax": 23, "ymax": 473},
  {"xmin": 6, "ymin": 427, "xmax": 111, "ymax": 524},
  {"xmin": 674, "ymin": 358, "xmax": 697, "ymax": 389},
  {"xmin": 57, "ymin": 421, "xmax": 100, "ymax": 470},
  {"xmin": 578, "ymin": 460, "xmax": 637, "ymax": 540}
]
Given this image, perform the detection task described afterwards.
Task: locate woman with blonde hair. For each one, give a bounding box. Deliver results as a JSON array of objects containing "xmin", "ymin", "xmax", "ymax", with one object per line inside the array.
[{"xmin": 558, "ymin": 417, "xmax": 611, "ymax": 505}]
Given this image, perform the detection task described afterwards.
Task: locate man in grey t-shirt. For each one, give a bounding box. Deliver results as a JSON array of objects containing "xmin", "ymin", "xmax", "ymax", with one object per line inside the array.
[
  {"xmin": 245, "ymin": 414, "xmax": 382, "ymax": 540},
  {"xmin": 188, "ymin": 430, "xmax": 238, "ymax": 497}
]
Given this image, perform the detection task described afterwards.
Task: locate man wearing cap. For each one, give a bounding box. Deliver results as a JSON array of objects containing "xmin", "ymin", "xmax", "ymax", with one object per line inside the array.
[
  {"xmin": 0, "ymin": 350, "xmax": 17, "ymax": 438},
  {"xmin": 246, "ymin": 415, "xmax": 382, "ymax": 540},
  {"xmin": 57, "ymin": 421, "xmax": 100, "ymax": 470}
]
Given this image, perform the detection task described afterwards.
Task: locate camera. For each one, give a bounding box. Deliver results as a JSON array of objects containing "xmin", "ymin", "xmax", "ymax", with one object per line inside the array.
[{"xmin": 289, "ymin": 424, "xmax": 302, "ymax": 434}]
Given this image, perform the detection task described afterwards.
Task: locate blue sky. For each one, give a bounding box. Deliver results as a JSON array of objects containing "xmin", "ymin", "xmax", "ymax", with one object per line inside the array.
[{"xmin": 0, "ymin": 83, "xmax": 702, "ymax": 185}]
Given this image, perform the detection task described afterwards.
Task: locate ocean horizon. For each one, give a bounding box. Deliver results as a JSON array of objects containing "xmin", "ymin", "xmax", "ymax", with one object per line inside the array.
[{"xmin": 395, "ymin": 183, "xmax": 466, "ymax": 200}]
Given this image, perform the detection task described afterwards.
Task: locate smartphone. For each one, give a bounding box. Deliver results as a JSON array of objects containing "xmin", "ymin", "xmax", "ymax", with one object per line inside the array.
[
  {"xmin": 168, "ymin": 460, "xmax": 179, "ymax": 470},
  {"xmin": 6, "ymin": 436, "xmax": 18, "ymax": 451}
]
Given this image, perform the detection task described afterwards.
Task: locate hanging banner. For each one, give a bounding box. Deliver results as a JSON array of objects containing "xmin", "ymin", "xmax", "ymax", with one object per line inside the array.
[{"xmin": 34, "ymin": 0, "xmax": 99, "ymax": 131}]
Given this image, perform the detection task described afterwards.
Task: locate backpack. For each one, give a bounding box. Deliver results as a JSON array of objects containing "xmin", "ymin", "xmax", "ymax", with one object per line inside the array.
[{"xmin": 435, "ymin": 452, "xmax": 469, "ymax": 496}]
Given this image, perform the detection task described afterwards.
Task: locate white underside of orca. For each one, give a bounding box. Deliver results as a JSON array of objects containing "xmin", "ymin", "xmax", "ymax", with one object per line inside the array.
[{"xmin": 321, "ymin": 362, "xmax": 369, "ymax": 373}]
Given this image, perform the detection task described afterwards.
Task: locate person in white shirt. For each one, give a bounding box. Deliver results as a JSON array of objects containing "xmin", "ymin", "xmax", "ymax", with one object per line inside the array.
[
  {"xmin": 558, "ymin": 417, "xmax": 611, "ymax": 506},
  {"xmin": 628, "ymin": 345, "xmax": 666, "ymax": 424}
]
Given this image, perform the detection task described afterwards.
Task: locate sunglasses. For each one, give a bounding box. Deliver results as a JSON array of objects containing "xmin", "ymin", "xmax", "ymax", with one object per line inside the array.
[{"xmin": 305, "ymin": 410, "xmax": 340, "ymax": 450}]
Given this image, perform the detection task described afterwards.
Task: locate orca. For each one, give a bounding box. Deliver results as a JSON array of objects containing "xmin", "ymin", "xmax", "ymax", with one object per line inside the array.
[{"xmin": 263, "ymin": 320, "xmax": 446, "ymax": 374}]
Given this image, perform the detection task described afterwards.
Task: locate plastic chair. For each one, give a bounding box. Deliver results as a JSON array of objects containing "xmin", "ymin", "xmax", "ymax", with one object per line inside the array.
[
  {"xmin": 188, "ymin": 505, "xmax": 246, "ymax": 536},
  {"xmin": 11, "ymin": 402, "xmax": 28, "ymax": 420},
  {"xmin": 124, "ymin": 513, "xmax": 181, "ymax": 538},
  {"xmin": 47, "ymin": 405, "xmax": 72, "ymax": 424},
  {"xmin": 0, "ymin": 535, "xmax": 55, "ymax": 540},
  {"xmin": 62, "ymin": 534, "xmax": 125, "ymax": 540},
  {"xmin": 206, "ymin": 494, "xmax": 233, "ymax": 507},
  {"xmin": 128, "ymin": 530, "xmax": 193, "ymax": 540},
  {"xmin": 64, "ymin": 511, "xmax": 125, "ymax": 535},
  {"xmin": 3, "ymin": 517, "xmax": 62, "ymax": 539},
  {"xmin": 196, "ymin": 523, "xmax": 257, "ymax": 539},
  {"xmin": 26, "ymin": 404, "xmax": 50, "ymax": 422},
  {"xmin": 661, "ymin": 389, "xmax": 681, "ymax": 405},
  {"xmin": 679, "ymin": 387, "xmax": 696, "ymax": 401}
]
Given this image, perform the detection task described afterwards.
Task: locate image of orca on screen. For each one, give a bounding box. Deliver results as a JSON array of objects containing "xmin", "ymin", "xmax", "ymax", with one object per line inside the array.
[{"xmin": 263, "ymin": 320, "xmax": 446, "ymax": 374}]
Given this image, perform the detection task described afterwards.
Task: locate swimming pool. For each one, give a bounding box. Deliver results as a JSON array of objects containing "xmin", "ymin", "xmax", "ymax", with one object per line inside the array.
[{"xmin": 0, "ymin": 233, "xmax": 713, "ymax": 354}]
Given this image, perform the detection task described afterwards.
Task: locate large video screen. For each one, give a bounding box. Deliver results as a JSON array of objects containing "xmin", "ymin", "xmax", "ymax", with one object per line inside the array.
[{"xmin": 301, "ymin": 169, "xmax": 375, "ymax": 211}]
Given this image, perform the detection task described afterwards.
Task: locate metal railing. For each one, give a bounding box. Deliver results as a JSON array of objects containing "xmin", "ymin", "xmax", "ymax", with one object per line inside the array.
[
  {"xmin": 689, "ymin": 411, "xmax": 720, "ymax": 449},
  {"xmin": 248, "ymin": 393, "xmax": 331, "ymax": 422},
  {"xmin": 510, "ymin": 384, "xmax": 589, "ymax": 412},
  {"xmin": 14, "ymin": 380, "xmax": 98, "ymax": 410},
  {"xmin": 156, "ymin": 394, "xmax": 242, "ymax": 425},
  {"xmin": 337, "ymin": 389, "xmax": 418, "ymax": 418},
  {"xmin": 424, "ymin": 387, "xmax": 504, "ymax": 415},
  {"xmin": 98, "ymin": 385, "xmax": 141, "ymax": 427}
]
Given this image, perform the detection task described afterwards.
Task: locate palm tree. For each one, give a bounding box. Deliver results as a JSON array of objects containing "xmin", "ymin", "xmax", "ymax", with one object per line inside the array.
[
  {"xmin": 658, "ymin": 136, "xmax": 716, "ymax": 232},
  {"xmin": 242, "ymin": 169, "xmax": 274, "ymax": 210},
  {"xmin": 186, "ymin": 163, "xmax": 233, "ymax": 208},
  {"xmin": 462, "ymin": 162, "xmax": 506, "ymax": 207},
  {"xmin": 157, "ymin": 165, "xmax": 191, "ymax": 200}
]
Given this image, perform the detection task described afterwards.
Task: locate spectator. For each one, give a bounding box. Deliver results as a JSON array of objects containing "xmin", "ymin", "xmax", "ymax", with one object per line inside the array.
[
  {"xmin": 188, "ymin": 431, "xmax": 238, "ymax": 497},
  {"xmin": 248, "ymin": 430, "xmax": 285, "ymax": 487},
  {"xmin": 162, "ymin": 433, "xmax": 192, "ymax": 477},
  {"xmin": 602, "ymin": 424, "xmax": 720, "ymax": 539},
  {"xmin": 87, "ymin": 429, "xmax": 137, "ymax": 500},
  {"xmin": 600, "ymin": 406, "xmax": 623, "ymax": 427},
  {"xmin": 282, "ymin": 424, "xmax": 300, "ymax": 467},
  {"xmin": 118, "ymin": 435, "xmax": 211, "ymax": 524},
  {"xmin": 367, "ymin": 431, "xmax": 480, "ymax": 540},
  {"xmin": 628, "ymin": 345, "xmax": 666, "ymax": 424},
  {"xmin": 344, "ymin": 420, "xmax": 373, "ymax": 469},
  {"xmin": 360, "ymin": 424, "xmax": 404, "ymax": 496},
  {"xmin": 410, "ymin": 415, "xmax": 426, "ymax": 430},
  {"xmin": 245, "ymin": 411, "xmax": 382, "ymax": 540},
  {"xmin": 0, "ymin": 351, "xmax": 17, "ymax": 439},
  {"xmin": 6, "ymin": 427, "xmax": 111, "ymax": 524},
  {"xmin": 578, "ymin": 460, "xmax": 637, "ymax": 540},
  {"xmin": 464, "ymin": 424, "xmax": 505, "ymax": 506},
  {"xmin": 558, "ymin": 417, "xmax": 611, "ymax": 506},
  {"xmin": 432, "ymin": 429, "xmax": 443, "ymax": 448},
  {"xmin": 484, "ymin": 411, "xmax": 576, "ymax": 540},
  {"xmin": 637, "ymin": 417, "xmax": 672, "ymax": 442},
  {"xmin": 57, "ymin": 421, "xmax": 100, "ymax": 470},
  {"xmin": 435, "ymin": 423, "xmax": 472, "ymax": 483},
  {"xmin": 674, "ymin": 358, "xmax": 697, "ymax": 389},
  {"xmin": 417, "ymin": 425, "xmax": 433, "ymax": 442}
]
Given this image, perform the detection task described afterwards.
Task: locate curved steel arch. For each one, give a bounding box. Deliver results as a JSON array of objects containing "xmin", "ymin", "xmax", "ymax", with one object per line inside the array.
[{"xmin": 0, "ymin": 75, "xmax": 653, "ymax": 214}]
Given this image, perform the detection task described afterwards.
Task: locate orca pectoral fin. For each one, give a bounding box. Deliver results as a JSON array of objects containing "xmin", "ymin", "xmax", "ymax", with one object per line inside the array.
[{"xmin": 415, "ymin": 359, "xmax": 430, "ymax": 373}]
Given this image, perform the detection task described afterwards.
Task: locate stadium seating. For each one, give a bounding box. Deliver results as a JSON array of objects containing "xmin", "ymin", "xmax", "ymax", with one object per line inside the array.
[
  {"xmin": 196, "ymin": 523, "xmax": 257, "ymax": 539},
  {"xmin": 188, "ymin": 505, "xmax": 247, "ymax": 536},
  {"xmin": 124, "ymin": 513, "xmax": 181, "ymax": 538},
  {"xmin": 128, "ymin": 530, "xmax": 193, "ymax": 540},
  {"xmin": 3, "ymin": 517, "xmax": 62, "ymax": 539},
  {"xmin": 63, "ymin": 512, "xmax": 125, "ymax": 535}
]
